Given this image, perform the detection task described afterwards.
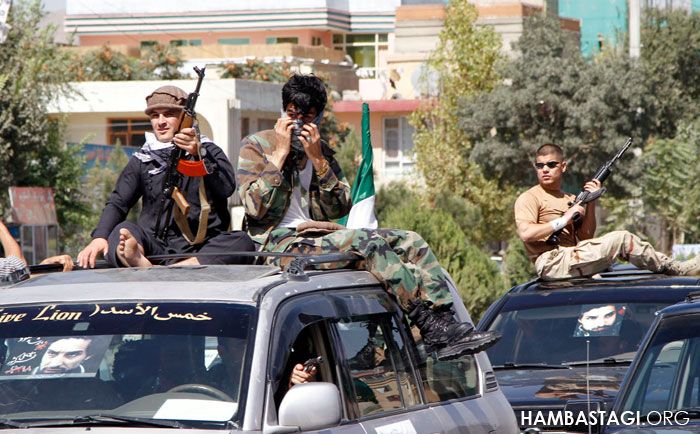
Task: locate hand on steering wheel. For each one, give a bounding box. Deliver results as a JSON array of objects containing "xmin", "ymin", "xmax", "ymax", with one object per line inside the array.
[{"xmin": 166, "ymin": 383, "xmax": 234, "ymax": 402}]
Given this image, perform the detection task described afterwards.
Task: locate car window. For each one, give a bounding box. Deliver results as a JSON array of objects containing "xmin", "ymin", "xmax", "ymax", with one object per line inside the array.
[
  {"xmin": 487, "ymin": 299, "xmax": 671, "ymax": 365},
  {"xmin": 336, "ymin": 314, "xmax": 420, "ymax": 417},
  {"xmin": 620, "ymin": 314, "xmax": 700, "ymax": 414},
  {"xmin": 273, "ymin": 321, "xmax": 338, "ymax": 408},
  {"xmin": 408, "ymin": 322, "xmax": 479, "ymax": 403},
  {"xmin": 0, "ymin": 302, "xmax": 254, "ymax": 428}
]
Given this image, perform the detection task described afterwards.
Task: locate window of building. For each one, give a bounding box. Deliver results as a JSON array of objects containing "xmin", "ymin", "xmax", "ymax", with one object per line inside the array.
[
  {"xmin": 167, "ymin": 39, "xmax": 201, "ymax": 47},
  {"xmin": 108, "ymin": 118, "xmax": 152, "ymax": 148},
  {"xmin": 140, "ymin": 40, "xmax": 157, "ymax": 50},
  {"xmin": 383, "ymin": 117, "xmax": 415, "ymax": 178},
  {"xmin": 312, "ymin": 36, "xmax": 322, "ymax": 46},
  {"xmin": 218, "ymin": 37, "xmax": 250, "ymax": 45},
  {"xmin": 266, "ymin": 36, "xmax": 299, "ymax": 45},
  {"xmin": 332, "ymin": 33, "xmax": 389, "ymax": 78}
]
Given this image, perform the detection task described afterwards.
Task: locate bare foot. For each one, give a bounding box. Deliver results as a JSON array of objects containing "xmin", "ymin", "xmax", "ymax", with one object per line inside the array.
[{"xmin": 116, "ymin": 228, "xmax": 152, "ymax": 267}]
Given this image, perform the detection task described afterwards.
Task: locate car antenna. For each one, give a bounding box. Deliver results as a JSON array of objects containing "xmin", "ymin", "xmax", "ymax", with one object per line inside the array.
[{"xmin": 586, "ymin": 339, "xmax": 591, "ymax": 434}]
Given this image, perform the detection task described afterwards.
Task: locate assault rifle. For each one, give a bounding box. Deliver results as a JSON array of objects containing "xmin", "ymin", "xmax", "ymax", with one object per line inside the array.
[
  {"xmin": 546, "ymin": 137, "xmax": 633, "ymax": 246},
  {"xmin": 154, "ymin": 66, "xmax": 206, "ymax": 241}
]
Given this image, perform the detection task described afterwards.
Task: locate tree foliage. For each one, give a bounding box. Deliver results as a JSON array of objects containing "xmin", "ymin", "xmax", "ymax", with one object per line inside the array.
[
  {"xmin": 0, "ymin": 1, "xmax": 88, "ymax": 251},
  {"xmin": 376, "ymin": 182, "xmax": 506, "ymax": 321},
  {"xmin": 68, "ymin": 42, "xmax": 185, "ymax": 81},
  {"xmin": 409, "ymin": 0, "xmax": 512, "ymax": 245},
  {"xmin": 458, "ymin": 15, "xmax": 651, "ymax": 197},
  {"xmin": 640, "ymin": 8, "xmax": 700, "ymax": 137},
  {"xmin": 220, "ymin": 58, "xmax": 296, "ymax": 83}
]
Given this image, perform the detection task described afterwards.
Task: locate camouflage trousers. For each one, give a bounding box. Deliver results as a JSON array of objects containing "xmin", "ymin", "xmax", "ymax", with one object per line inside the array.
[
  {"xmin": 264, "ymin": 227, "xmax": 453, "ymax": 312},
  {"xmin": 535, "ymin": 230, "xmax": 674, "ymax": 280}
]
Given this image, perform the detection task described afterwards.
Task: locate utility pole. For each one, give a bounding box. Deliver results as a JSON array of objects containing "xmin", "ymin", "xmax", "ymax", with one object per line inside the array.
[{"xmin": 629, "ymin": 0, "xmax": 641, "ymax": 58}]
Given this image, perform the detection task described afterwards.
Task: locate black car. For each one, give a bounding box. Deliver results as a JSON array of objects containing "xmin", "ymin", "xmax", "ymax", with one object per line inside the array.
[
  {"xmin": 477, "ymin": 266, "xmax": 700, "ymax": 432},
  {"xmin": 601, "ymin": 291, "xmax": 700, "ymax": 434}
]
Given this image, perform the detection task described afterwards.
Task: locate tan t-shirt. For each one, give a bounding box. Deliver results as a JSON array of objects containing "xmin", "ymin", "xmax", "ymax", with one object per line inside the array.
[{"xmin": 514, "ymin": 185, "xmax": 577, "ymax": 261}]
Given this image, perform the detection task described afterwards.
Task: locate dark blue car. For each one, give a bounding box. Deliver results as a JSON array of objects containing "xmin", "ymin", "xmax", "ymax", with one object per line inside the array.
[
  {"xmin": 601, "ymin": 291, "xmax": 700, "ymax": 434},
  {"xmin": 477, "ymin": 266, "xmax": 700, "ymax": 433}
]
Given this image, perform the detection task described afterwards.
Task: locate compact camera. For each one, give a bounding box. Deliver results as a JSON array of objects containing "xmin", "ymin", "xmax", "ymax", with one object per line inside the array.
[{"xmin": 291, "ymin": 119, "xmax": 305, "ymax": 137}]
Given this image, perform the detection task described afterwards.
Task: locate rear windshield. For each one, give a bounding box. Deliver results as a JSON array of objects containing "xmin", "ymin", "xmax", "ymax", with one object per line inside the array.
[
  {"xmin": 485, "ymin": 291, "xmax": 684, "ymax": 366},
  {"xmin": 0, "ymin": 302, "xmax": 254, "ymax": 428}
]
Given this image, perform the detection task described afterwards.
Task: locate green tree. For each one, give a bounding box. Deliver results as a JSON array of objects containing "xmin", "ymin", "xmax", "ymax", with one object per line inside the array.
[
  {"xmin": 640, "ymin": 8, "xmax": 700, "ymax": 138},
  {"xmin": 0, "ymin": 0, "xmax": 88, "ymax": 254},
  {"xmin": 502, "ymin": 234, "xmax": 536, "ymax": 288},
  {"xmin": 379, "ymin": 186, "xmax": 506, "ymax": 321},
  {"xmin": 71, "ymin": 43, "xmax": 151, "ymax": 81},
  {"xmin": 409, "ymin": 0, "xmax": 513, "ymax": 245},
  {"xmin": 600, "ymin": 121, "xmax": 700, "ymax": 251},
  {"xmin": 220, "ymin": 58, "xmax": 295, "ymax": 82},
  {"xmin": 458, "ymin": 15, "xmax": 650, "ymax": 198},
  {"xmin": 141, "ymin": 43, "xmax": 185, "ymax": 79}
]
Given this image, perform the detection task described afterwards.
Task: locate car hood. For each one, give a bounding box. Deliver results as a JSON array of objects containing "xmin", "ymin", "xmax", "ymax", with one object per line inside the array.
[
  {"xmin": 607, "ymin": 423, "xmax": 700, "ymax": 434},
  {"xmin": 496, "ymin": 365, "xmax": 628, "ymax": 408}
]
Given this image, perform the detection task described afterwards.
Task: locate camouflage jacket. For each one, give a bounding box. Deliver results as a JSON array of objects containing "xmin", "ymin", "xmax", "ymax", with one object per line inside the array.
[{"xmin": 237, "ymin": 130, "xmax": 352, "ymax": 246}]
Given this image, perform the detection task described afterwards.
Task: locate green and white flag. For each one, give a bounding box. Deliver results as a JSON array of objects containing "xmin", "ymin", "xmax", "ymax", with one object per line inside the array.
[{"xmin": 340, "ymin": 102, "xmax": 377, "ymax": 229}]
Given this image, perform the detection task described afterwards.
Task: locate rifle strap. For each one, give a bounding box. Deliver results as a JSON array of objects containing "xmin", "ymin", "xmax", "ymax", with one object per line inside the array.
[{"xmin": 172, "ymin": 134, "xmax": 211, "ymax": 245}]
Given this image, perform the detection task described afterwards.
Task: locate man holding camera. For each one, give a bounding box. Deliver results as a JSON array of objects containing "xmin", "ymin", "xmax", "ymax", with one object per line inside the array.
[{"xmin": 237, "ymin": 74, "xmax": 500, "ymax": 361}]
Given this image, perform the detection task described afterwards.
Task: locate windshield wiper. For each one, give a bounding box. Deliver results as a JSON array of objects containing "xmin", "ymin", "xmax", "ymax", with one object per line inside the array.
[
  {"xmin": 677, "ymin": 408, "xmax": 700, "ymax": 419},
  {"xmin": 494, "ymin": 362, "xmax": 571, "ymax": 370},
  {"xmin": 26, "ymin": 414, "xmax": 185, "ymax": 428},
  {"xmin": 0, "ymin": 418, "xmax": 28, "ymax": 428},
  {"xmin": 564, "ymin": 357, "xmax": 633, "ymax": 367}
]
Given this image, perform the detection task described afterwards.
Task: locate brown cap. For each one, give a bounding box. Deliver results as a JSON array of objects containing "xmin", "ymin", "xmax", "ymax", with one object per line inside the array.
[{"xmin": 144, "ymin": 85, "xmax": 187, "ymax": 115}]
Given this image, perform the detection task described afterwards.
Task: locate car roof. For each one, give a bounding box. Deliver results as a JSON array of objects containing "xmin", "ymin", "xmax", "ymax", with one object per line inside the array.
[
  {"xmin": 1, "ymin": 263, "xmax": 379, "ymax": 307},
  {"xmin": 653, "ymin": 291, "xmax": 700, "ymax": 317},
  {"xmin": 508, "ymin": 267, "xmax": 700, "ymax": 293}
]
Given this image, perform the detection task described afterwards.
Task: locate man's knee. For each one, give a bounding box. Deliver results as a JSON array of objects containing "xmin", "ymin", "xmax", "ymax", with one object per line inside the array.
[{"xmin": 601, "ymin": 230, "xmax": 637, "ymax": 250}]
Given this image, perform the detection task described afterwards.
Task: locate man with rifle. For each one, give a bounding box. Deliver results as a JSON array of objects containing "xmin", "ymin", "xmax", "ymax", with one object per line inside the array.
[
  {"xmin": 514, "ymin": 143, "xmax": 700, "ymax": 280},
  {"xmin": 77, "ymin": 82, "xmax": 254, "ymax": 268}
]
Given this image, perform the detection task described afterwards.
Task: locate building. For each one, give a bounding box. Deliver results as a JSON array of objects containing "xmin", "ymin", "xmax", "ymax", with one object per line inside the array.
[{"xmin": 60, "ymin": 0, "xmax": 580, "ymax": 184}]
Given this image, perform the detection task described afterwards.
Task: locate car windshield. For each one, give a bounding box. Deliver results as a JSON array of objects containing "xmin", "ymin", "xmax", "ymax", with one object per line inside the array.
[
  {"xmin": 486, "ymin": 294, "xmax": 673, "ymax": 366},
  {"xmin": 0, "ymin": 301, "xmax": 254, "ymax": 428},
  {"xmin": 619, "ymin": 313, "xmax": 700, "ymax": 415}
]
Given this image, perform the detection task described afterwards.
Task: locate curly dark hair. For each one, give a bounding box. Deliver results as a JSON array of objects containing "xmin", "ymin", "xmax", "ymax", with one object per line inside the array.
[{"xmin": 281, "ymin": 74, "xmax": 327, "ymax": 115}]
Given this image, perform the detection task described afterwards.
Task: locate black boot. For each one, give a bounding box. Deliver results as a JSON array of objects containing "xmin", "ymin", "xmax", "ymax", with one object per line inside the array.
[
  {"xmin": 348, "ymin": 338, "xmax": 377, "ymax": 370},
  {"xmin": 348, "ymin": 322, "xmax": 379, "ymax": 370},
  {"xmin": 408, "ymin": 300, "xmax": 501, "ymax": 360}
]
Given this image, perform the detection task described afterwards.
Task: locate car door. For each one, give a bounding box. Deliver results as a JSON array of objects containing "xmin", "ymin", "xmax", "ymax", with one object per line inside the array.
[{"xmin": 267, "ymin": 287, "xmax": 445, "ymax": 433}]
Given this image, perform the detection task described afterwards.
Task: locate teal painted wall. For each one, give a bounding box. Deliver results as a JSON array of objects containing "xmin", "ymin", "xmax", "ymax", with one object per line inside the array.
[{"xmin": 559, "ymin": 0, "xmax": 628, "ymax": 57}]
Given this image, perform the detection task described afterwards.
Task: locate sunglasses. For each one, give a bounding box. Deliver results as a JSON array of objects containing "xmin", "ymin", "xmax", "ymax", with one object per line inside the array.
[{"xmin": 535, "ymin": 161, "xmax": 560, "ymax": 169}]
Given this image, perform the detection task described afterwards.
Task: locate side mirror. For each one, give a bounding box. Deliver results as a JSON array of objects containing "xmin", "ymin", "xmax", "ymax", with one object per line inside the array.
[
  {"xmin": 564, "ymin": 398, "xmax": 605, "ymax": 434},
  {"xmin": 278, "ymin": 382, "xmax": 341, "ymax": 431}
]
